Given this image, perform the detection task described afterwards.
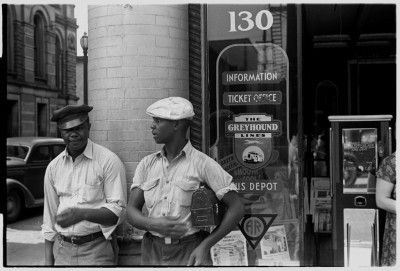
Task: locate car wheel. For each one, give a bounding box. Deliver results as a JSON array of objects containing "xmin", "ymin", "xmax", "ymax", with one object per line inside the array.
[{"xmin": 7, "ymin": 190, "xmax": 22, "ymax": 222}]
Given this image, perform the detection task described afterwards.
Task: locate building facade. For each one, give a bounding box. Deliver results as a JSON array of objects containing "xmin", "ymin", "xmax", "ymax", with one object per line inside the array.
[
  {"xmin": 6, "ymin": 5, "xmax": 78, "ymax": 137},
  {"xmin": 87, "ymin": 4, "xmax": 396, "ymax": 267}
]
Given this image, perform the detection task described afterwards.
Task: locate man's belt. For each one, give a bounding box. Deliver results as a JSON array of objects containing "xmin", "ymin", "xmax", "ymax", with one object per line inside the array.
[
  {"xmin": 60, "ymin": 231, "xmax": 103, "ymax": 245},
  {"xmin": 146, "ymin": 231, "xmax": 208, "ymax": 245}
]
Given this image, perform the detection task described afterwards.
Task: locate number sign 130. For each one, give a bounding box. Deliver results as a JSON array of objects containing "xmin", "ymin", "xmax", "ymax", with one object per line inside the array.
[{"xmin": 229, "ymin": 10, "xmax": 274, "ymax": 32}]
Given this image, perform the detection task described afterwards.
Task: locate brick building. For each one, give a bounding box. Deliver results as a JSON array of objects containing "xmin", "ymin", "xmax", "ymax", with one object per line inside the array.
[
  {"xmin": 6, "ymin": 5, "xmax": 78, "ymax": 137},
  {"xmin": 88, "ymin": 4, "xmax": 189, "ymax": 187}
]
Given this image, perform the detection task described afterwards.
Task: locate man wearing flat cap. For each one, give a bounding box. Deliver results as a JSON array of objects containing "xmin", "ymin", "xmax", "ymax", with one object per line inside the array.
[
  {"xmin": 41, "ymin": 104, "xmax": 127, "ymax": 266},
  {"xmin": 127, "ymin": 97, "xmax": 244, "ymax": 266}
]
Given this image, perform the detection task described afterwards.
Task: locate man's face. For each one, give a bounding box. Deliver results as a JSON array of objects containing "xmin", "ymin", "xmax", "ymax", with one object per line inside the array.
[
  {"xmin": 150, "ymin": 117, "xmax": 175, "ymax": 144},
  {"xmin": 60, "ymin": 121, "xmax": 91, "ymax": 154}
]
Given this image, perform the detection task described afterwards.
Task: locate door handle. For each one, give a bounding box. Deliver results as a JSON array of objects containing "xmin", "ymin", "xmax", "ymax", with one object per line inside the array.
[
  {"xmin": 371, "ymin": 224, "xmax": 377, "ymax": 266},
  {"xmin": 346, "ymin": 223, "xmax": 351, "ymax": 267}
]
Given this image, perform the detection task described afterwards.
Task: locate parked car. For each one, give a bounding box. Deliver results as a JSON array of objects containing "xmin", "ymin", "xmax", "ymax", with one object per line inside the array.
[{"xmin": 6, "ymin": 137, "xmax": 65, "ymax": 222}]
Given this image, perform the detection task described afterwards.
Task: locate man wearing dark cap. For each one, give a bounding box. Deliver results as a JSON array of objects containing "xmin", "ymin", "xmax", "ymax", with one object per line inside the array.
[
  {"xmin": 41, "ymin": 104, "xmax": 127, "ymax": 266},
  {"xmin": 127, "ymin": 97, "xmax": 244, "ymax": 266}
]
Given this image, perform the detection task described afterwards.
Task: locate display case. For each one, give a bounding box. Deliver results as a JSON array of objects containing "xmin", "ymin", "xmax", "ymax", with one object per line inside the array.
[{"xmin": 329, "ymin": 115, "xmax": 392, "ymax": 267}]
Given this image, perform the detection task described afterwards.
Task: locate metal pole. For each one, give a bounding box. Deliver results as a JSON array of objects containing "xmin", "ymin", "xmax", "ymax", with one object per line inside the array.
[{"xmin": 83, "ymin": 49, "xmax": 88, "ymax": 105}]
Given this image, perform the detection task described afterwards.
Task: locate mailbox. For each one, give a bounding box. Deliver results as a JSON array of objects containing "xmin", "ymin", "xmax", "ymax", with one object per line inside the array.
[{"xmin": 191, "ymin": 184, "xmax": 225, "ymax": 227}]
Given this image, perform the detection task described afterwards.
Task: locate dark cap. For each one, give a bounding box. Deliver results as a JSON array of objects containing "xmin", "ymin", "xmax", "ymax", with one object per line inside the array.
[{"xmin": 51, "ymin": 104, "xmax": 93, "ymax": 130}]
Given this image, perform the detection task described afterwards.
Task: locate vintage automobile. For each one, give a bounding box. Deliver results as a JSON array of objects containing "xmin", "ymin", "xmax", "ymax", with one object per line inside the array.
[{"xmin": 6, "ymin": 137, "xmax": 65, "ymax": 222}]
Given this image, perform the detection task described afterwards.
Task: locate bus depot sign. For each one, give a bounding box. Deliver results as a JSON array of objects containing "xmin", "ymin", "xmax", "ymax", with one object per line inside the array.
[{"xmin": 214, "ymin": 43, "xmax": 289, "ymax": 195}]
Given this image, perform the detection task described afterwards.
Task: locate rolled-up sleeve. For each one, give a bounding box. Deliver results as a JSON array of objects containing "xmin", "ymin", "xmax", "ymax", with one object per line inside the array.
[
  {"xmin": 202, "ymin": 156, "xmax": 237, "ymax": 200},
  {"xmin": 130, "ymin": 159, "xmax": 146, "ymax": 191},
  {"xmin": 101, "ymin": 154, "xmax": 127, "ymax": 239},
  {"xmin": 41, "ymin": 164, "xmax": 59, "ymax": 241}
]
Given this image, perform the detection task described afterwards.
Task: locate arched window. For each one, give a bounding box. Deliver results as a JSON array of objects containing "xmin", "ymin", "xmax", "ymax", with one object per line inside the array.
[
  {"xmin": 34, "ymin": 13, "xmax": 46, "ymax": 78},
  {"xmin": 55, "ymin": 36, "xmax": 63, "ymax": 89},
  {"xmin": 7, "ymin": 7, "xmax": 15, "ymax": 72}
]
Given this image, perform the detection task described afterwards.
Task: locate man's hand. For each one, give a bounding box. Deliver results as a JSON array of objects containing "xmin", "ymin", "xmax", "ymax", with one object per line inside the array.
[
  {"xmin": 56, "ymin": 208, "xmax": 84, "ymax": 228},
  {"xmin": 187, "ymin": 242, "xmax": 210, "ymax": 266},
  {"xmin": 151, "ymin": 216, "xmax": 188, "ymax": 238}
]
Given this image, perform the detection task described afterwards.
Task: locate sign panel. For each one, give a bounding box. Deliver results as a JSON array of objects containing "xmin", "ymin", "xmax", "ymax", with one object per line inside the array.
[
  {"xmin": 238, "ymin": 214, "xmax": 277, "ymax": 249},
  {"xmin": 213, "ymin": 43, "xmax": 290, "ymax": 250},
  {"xmin": 225, "ymin": 114, "xmax": 280, "ymax": 170},
  {"xmin": 222, "ymin": 71, "xmax": 281, "ymax": 85},
  {"xmin": 223, "ymin": 91, "xmax": 282, "ymax": 106},
  {"xmin": 213, "ymin": 43, "xmax": 289, "ymax": 198}
]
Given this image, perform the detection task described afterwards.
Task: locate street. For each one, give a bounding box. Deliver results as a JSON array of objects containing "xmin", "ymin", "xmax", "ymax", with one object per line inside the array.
[{"xmin": 5, "ymin": 207, "xmax": 44, "ymax": 266}]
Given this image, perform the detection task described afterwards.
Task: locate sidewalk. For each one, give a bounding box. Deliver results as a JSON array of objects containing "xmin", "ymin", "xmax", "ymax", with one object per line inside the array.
[{"xmin": 5, "ymin": 208, "xmax": 44, "ymax": 266}]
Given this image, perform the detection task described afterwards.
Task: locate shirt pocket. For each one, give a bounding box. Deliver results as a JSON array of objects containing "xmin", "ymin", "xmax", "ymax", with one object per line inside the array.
[
  {"xmin": 80, "ymin": 179, "xmax": 103, "ymax": 203},
  {"xmin": 142, "ymin": 178, "xmax": 160, "ymax": 209},
  {"xmin": 174, "ymin": 178, "xmax": 200, "ymax": 207}
]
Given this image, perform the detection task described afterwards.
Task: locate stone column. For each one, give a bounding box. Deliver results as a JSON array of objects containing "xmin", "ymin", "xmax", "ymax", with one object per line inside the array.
[{"xmin": 88, "ymin": 4, "xmax": 189, "ymax": 264}]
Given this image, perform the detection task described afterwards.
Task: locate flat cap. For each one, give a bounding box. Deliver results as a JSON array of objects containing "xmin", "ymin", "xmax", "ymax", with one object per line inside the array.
[
  {"xmin": 146, "ymin": 97, "xmax": 194, "ymax": 120},
  {"xmin": 51, "ymin": 104, "xmax": 93, "ymax": 130}
]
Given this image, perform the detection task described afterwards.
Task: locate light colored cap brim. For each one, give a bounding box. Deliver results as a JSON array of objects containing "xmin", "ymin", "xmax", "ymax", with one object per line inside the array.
[
  {"xmin": 58, "ymin": 115, "xmax": 89, "ymax": 130},
  {"xmin": 146, "ymin": 111, "xmax": 194, "ymax": 120}
]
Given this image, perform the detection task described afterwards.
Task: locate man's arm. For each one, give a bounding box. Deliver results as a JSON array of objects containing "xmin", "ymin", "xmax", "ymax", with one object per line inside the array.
[
  {"xmin": 42, "ymin": 165, "xmax": 59, "ymax": 266},
  {"xmin": 127, "ymin": 187, "xmax": 187, "ymax": 238},
  {"xmin": 187, "ymin": 190, "xmax": 244, "ymax": 266},
  {"xmin": 376, "ymin": 178, "xmax": 396, "ymax": 213},
  {"xmin": 56, "ymin": 207, "xmax": 118, "ymax": 228},
  {"xmin": 44, "ymin": 240, "xmax": 54, "ymax": 266}
]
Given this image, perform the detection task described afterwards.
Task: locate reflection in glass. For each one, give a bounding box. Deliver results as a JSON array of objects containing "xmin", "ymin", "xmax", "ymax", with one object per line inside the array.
[
  {"xmin": 342, "ymin": 128, "xmax": 378, "ymax": 194},
  {"xmin": 344, "ymin": 209, "xmax": 379, "ymax": 267}
]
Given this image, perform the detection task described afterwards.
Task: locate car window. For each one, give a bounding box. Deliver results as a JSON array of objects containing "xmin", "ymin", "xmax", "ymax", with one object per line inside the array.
[
  {"xmin": 30, "ymin": 146, "xmax": 51, "ymax": 162},
  {"xmin": 52, "ymin": 144, "xmax": 65, "ymax": 157},
  {"xmin": 7, "ymin": 145, "xmax": 29, "ymax": 159}
]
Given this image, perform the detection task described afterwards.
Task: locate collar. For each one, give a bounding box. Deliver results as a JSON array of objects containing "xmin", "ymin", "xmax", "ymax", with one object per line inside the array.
[
  {"xmin": 157, "ymin": 140, "xmax": 193, "ymax": 159},
  {"xmin": 62, "ymin": 138, "xmax": 93, "ymax": 160}
]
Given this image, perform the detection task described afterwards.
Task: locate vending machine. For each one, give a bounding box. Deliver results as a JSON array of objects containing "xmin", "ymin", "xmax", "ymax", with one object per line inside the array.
[{"xmin": 329, "ymin": 115, "xmax": 392, "ymax": 267}]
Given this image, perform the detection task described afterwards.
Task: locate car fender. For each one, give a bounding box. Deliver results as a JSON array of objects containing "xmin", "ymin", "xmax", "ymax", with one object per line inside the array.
[{"xmin": 7, "ymin": 178, "xmax": 36, "ymax": 208}]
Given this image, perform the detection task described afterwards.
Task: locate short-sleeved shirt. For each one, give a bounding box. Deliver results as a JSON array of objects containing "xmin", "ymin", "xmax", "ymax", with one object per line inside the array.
[
  {"xmin": 376, "ymin": 152, "xmax": 396, "ymax": 188},
  {"xmin": 131, "ymin": 141, "xmax": 237, "ymax": 238},
  {"xmin": 41, "ymin": 139, "xmax": 127, "ymax": 241}
]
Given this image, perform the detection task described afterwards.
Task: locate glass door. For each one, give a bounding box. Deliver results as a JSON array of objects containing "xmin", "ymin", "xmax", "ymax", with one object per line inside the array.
[{"xmin": 206, "ymin": 4, "xmax": 301, "ymax": 266}]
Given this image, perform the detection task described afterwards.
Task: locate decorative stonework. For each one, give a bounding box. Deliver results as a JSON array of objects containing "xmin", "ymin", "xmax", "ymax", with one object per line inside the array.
[{"xmin": 67, "ymin": 33, "xmax": 75, "ymax": 49}]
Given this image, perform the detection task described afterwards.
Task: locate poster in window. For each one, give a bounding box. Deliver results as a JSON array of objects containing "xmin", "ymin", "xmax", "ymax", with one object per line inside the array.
[
  {"xmin": 211, "ymin": 230, "xmax": 248, "ymax": 266},
  {"xmin": 258, "ymin": 224, "xmax": 291, "ymax": 265}
]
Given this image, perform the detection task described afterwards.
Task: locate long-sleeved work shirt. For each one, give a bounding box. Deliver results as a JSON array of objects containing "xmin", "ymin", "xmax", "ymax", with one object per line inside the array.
[
  {"xmin": 131, "ymin": 141, "xmax": 237, "ymax": 238},
  {"xmin": 41, "ymin": 139, "xmax": 127, "ymax": 241}
]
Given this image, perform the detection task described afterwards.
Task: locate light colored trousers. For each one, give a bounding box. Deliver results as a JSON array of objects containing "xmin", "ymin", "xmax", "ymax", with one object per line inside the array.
[{"xmin": 53, "ymin": 235, "xmax": 115, "ymax": 266}]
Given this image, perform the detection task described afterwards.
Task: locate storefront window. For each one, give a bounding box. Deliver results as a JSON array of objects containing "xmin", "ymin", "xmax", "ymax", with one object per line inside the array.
[{"xmin": 207, "ymin": 4, "xmax": 299, "ymax": 266}]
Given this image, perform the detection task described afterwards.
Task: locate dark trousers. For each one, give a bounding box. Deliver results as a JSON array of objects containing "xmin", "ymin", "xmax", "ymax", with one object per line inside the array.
[{"xmin": 141, "ymin": 231, "xmax": 212, "ymax": 266}]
